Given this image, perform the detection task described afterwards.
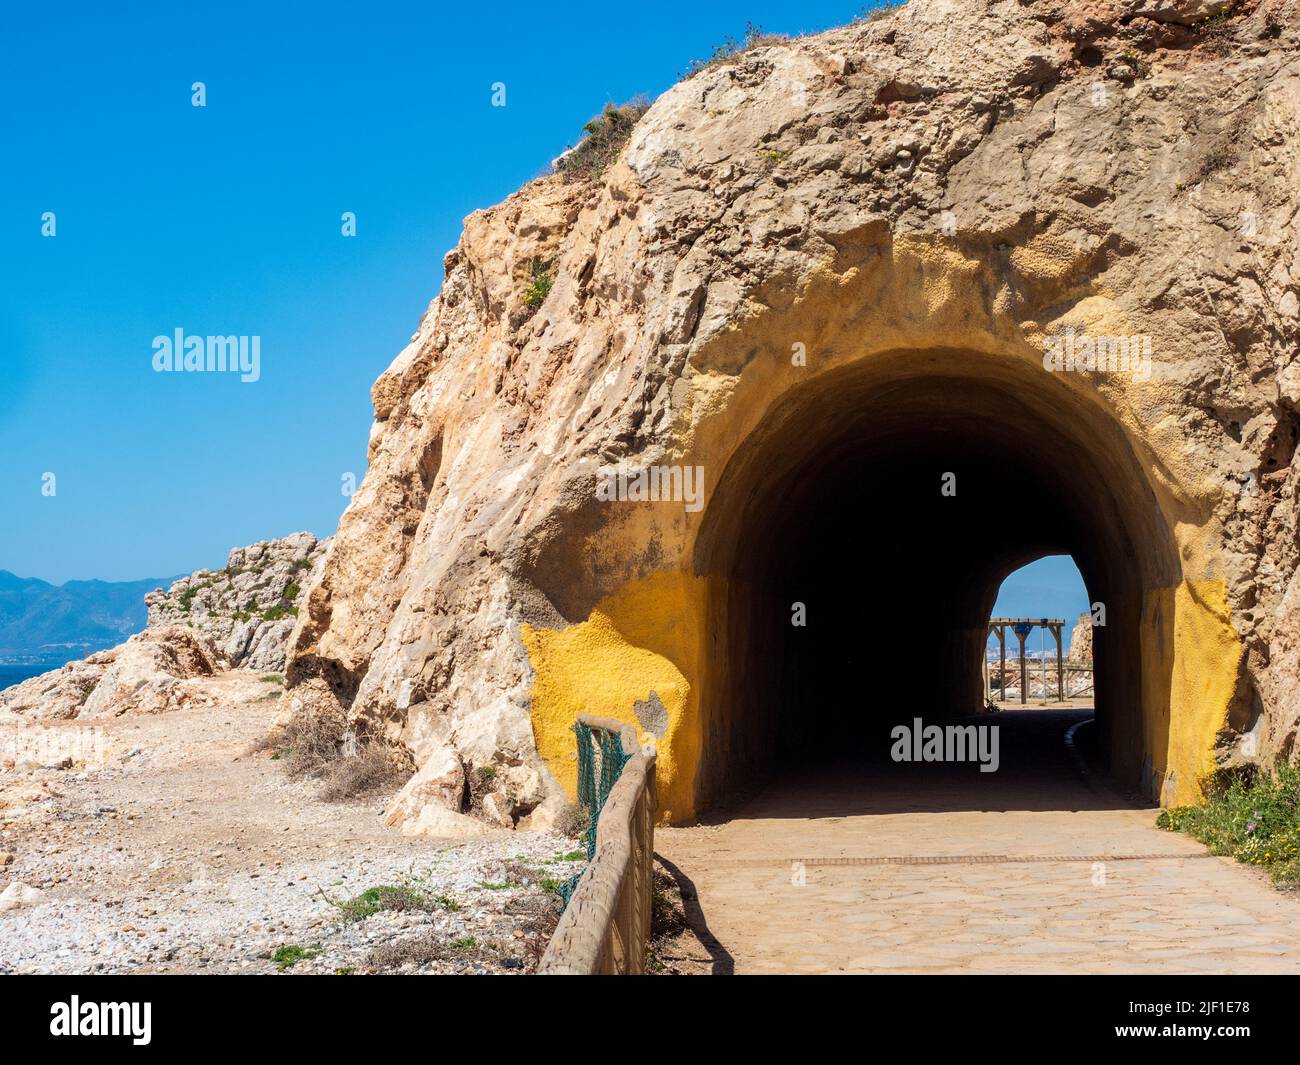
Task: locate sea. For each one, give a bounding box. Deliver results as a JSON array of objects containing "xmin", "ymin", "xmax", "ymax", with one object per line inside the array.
[{"xmin": 0, "ymin": 659, "xmax": 74, "ymax": 691}]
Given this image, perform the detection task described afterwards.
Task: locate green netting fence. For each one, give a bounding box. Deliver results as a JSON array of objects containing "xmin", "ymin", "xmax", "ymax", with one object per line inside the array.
[{"xmin": 558, "ymin": 719, "xmax": 632, "ymax": 908}]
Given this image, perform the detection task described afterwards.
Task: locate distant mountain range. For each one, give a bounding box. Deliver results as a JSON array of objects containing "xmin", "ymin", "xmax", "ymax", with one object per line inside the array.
[{"xmin": 0, "ymin": 570, "xmax": 180, "ymax": 664}]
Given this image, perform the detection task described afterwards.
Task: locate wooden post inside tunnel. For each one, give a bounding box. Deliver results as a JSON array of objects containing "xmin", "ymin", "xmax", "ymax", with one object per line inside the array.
[
  {"xmin": 987, "ymin": 622, "xmax": 1007, "ymax": 702},
  {"xmin": 1016, "ymin": 628, "xmax": 1027, "ymax": 704},
  {"xmin": 989, "ymin": 619, "xmax": 1066, "ymax": 708},
  {"xmin": 1053, "ymin": 622, "xmax": 1064, "ymax": 701},
  {"xmin": 998, "ymin": 626, "xmax": 1006, "ymax": 702}
]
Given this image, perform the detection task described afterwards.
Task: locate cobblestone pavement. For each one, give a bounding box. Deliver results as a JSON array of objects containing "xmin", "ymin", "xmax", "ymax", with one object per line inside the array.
[{"xmin": 658, "ymin": 710, "xmax": 1300, "ymax": 974}]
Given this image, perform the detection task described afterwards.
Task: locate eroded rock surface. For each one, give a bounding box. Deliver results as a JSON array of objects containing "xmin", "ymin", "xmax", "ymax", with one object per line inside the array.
[
  {"xmin": 1070, "ymin": 613, "xmax": 1095, "ymax": 664},
  {"xmin": 282, "ymin": 0, "xmax": 1300, "ymax": 832},
  {"xmin": 0, "ymin": 626, "xmax": 226, "ymax": 722}
]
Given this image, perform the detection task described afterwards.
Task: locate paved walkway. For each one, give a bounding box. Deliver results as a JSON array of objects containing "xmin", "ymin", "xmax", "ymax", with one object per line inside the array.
[{"xmin": 657, "ymin": 710, "xmax": 1300, "ymax": 974}]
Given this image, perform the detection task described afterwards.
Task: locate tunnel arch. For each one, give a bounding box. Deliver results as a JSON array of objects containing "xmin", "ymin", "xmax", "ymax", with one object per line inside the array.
[{"xmin": 691, "ymin": 348, "xmax": 1179, "ymax": 812}]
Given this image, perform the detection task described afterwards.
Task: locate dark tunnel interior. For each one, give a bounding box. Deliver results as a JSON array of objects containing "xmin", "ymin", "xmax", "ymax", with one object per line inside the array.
[{"xmin": 694, "ymin": 358, "xmax": 1177, "ymax": 812}]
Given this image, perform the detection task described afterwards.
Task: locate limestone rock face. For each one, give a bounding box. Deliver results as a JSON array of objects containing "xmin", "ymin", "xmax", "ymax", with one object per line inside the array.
[
  {"xmin": 0, "ymin": 625, "xmax": 226, "ymax": 722},
  {"xmin": 283, "ymin": 0, "xmax": 1300, "ymax": 830},
  {"xmin": 0, "ymin": 653, "xmax": 112, "ymax": 721},
  {"xmin": 1126, "ymin": 0, "xmax": 1231, "ymax": 26},
  {"xmin": 1069, "ymin": 613, "xmax": 1094, "ymax": 663},
  {"xmin": 146, "ymin": 533, "xmax": 330, "ymax": 673}
]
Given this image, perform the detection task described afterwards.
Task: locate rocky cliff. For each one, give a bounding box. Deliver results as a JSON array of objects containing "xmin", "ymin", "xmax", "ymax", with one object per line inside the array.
[
  {"xmin": 1, "ymin": 534, "xmax": 328, "ymax": 722},
  {"xmin": 0, "ymin": 625, "xmax": 227, "ymax": 723},
  {"xmin": 146, "ymin": 533, "xmax": 330, "ymax": 673},
  {"xmin": 281, "ymin": 0, "xmax": 1300, "ymax": 831}
]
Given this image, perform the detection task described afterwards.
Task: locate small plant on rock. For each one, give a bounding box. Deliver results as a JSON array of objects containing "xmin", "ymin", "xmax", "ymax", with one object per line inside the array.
[
  {"xmin": 853, "ymin": 0, "xmax": 907, "ymax": 22},
  {"xmin": 1159, "ymin": 760, "xmax": 1300, "ymax": 889},
  {"xmin": 1195, "ymin": 143, "xmax": 1235, "ymax": 180},
  {"xmin": 1194, "ymin": 3, "xmax": 1236, "ymax": 34},
  {"xmin": 523, "ymin": 258, "xmax": 554, "ymax": 313},
  {"xmin": 260, "ymin": 604, "xmax": 298, "ymax": 622}
]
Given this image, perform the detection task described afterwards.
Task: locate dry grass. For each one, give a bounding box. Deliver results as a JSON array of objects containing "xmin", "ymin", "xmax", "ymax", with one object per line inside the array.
[
  {"xmin": 502, "ymin": 889, "xmax": 564, "ymax": 931},
  {"xmin": 365, "ymin": 932, "xmax": 525, "ymax": 972},
  {"xmin": 318, "ymin": 745, "xmax": 406, "ymax": 802},
  {"xmin": 1190, "ymin": 141, "xmax": 1237, "ymax": 184},
  {"xmin": 280, "ymin": 702, "xmax": 346, "ymax": 777},
  {"xmin": 681, "ymin": 23, "xmax": 790, "ymax": 80},
  {"xmin": 555, "ymin": 802, "xmax": 590, "ymax": 839},
  {"xmin": 854, "ymin": 0, "xmax": 906, "ymax": 22},
  {"xmin": 258, "ymin": 703, "xmax": 407, "ymax": 801},
  {"xmin": 365, "ymin": 933, "xmax": 469, "ymax": 970},
  {"xmin": 555, "ymin": 99, "xmax": 650, "ymax": 183}
]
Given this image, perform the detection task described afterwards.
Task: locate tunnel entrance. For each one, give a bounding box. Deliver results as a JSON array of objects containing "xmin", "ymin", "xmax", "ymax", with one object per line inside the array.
[{"xmin": 694, "ymin": 351, "xmax": 1178, "ymax": 813}]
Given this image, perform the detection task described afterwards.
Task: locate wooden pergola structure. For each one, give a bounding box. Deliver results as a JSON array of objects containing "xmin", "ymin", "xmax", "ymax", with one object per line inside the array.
[{"xmin": 986, "ymin": 617, "xmax": 1065, "ymax": 704}]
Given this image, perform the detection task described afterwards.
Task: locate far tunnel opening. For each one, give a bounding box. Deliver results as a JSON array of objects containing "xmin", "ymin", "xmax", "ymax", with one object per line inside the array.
[
  {"xmin": 985, "ymin": 555, "xmax": 1093, "ymax": 708},
  {"xmin": 694, "ymin": 352, "xmax": 1177, "ymax": 815}
]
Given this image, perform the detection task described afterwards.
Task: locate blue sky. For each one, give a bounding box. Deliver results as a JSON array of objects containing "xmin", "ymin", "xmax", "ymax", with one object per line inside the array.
[
  {"xmin": 1, "ymin": 0, "xmax": 1083, "ymax": 638},
  {"xmin": 990, "ymin": 555, "xmax": 1091, "ymax": 653},
  {"xmin": 1, "ymin": 1, "xmax": 884, "ymax": 584}
]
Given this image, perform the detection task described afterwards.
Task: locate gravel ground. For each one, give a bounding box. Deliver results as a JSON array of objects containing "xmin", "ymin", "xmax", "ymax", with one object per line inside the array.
[{"xmin": 0, "ymin": 673, "xmax": 580, "ymax": 974}]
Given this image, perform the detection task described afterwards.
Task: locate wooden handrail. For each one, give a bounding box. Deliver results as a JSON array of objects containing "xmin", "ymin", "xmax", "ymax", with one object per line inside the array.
[
  {"xmin": 539, "ymin": 747, "xmax": 657, "ymax": 975},
  {"xmin": 573, "ymin": 713, "xmax": 638, "ymax": 753}
]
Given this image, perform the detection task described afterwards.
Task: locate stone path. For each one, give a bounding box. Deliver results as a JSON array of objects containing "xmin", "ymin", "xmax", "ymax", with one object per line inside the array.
[{"xmin": 657, "ymin": 710, "xmax": 1300, "ymax": 974}]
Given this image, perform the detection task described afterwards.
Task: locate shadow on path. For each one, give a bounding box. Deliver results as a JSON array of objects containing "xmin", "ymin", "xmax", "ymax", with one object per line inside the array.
[{"xmin": 654, "ymin": 853, "xmax": 735, "ymax": 975}]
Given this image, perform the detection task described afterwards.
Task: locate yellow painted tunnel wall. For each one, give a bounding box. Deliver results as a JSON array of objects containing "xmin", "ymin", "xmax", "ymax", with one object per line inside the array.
[
  {"xmin": 518, "ymin": 329, "xmax": 1247, "ymax": 820},
  {"xmin": 1141, "ymin": 579, "xmax": 1244, "ymax": 808},
  {"xmin": 521, "ymin": 571, "xmax": 708, "ymax": 823}
]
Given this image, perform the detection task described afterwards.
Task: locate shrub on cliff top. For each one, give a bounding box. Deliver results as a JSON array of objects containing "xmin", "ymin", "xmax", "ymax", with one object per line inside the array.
[
  {"xmin": 681, "ymin": 22, "xmax": 789, "ymax": 79},
  {"xmin": 555, "ymin": 99, "xmax": 650, "ymax": 183},
  {"xmin": 853, "ymin": 0, "xmax": 906, "ymax": 22}
]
